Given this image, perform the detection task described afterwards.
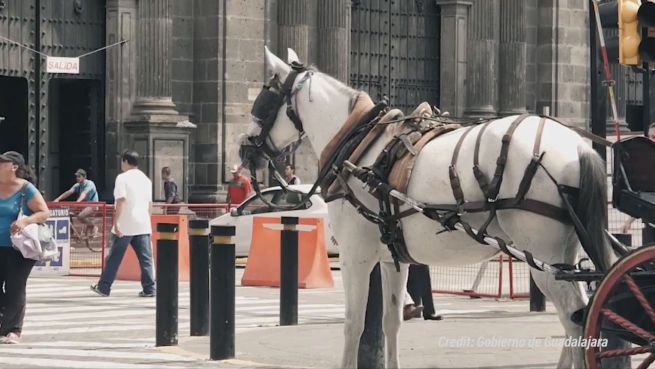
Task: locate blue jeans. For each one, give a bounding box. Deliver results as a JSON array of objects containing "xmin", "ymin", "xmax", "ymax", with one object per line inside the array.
[{"xmin": 97, "ymin": 234, "xmax": 155, "ymax": 295}]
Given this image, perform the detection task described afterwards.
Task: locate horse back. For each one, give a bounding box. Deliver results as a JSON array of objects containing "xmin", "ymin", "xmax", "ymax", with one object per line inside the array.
[{"xmin": 406, "ymin": 115, "xmax": 586, "ymax": 207}]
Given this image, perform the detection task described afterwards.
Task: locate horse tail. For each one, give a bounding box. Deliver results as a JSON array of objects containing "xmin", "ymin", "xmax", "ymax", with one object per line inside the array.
[{"xmin": 577, "ymin": 145, "xmax": 612, "ymax": 272}]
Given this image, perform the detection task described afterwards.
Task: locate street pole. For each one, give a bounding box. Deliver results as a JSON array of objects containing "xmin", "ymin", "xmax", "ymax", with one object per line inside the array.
[
  {"xmin": 590, "ymin": 3, "xmax": 630, "ymax": 368},
  {"xmin": 188, "ymin": 219, "xmax": 210, "ymax": 336},
  {"xmin": 209, "ymin": 225, "xmax": 236, "ymax": 360},
  {"xmin": 280, "ymin": 216, "xmax": 299, "ymax": 326},
  {"xmin": 155, "ymin": 223, "xmax": 179, "ymax": 347},
  {"xmin": 590, "ymin": 1, "xmax": 606, "ymax": 160}
]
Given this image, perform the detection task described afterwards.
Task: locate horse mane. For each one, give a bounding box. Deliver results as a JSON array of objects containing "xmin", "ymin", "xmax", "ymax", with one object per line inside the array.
[{"xmin": 308, "ymin": 65, "xmax": 358, "ymax": 97}]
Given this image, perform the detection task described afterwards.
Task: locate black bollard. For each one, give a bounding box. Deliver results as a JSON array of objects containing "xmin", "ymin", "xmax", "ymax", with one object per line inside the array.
[
  {"xmin": 210, "ymin": 225, "xmax": 236, "ymax": 360},
  {"xmin": 156, "ymin": 223, "xmax": 179, "ymax": 347},
  {"xmin": 280, "ymin": 216, "xmax": 299, "ymax": 326},
  {"xmin": 189, "ymin": 219, "xmax": 210, "ymax": 336},
  {"xmin": 529, "ymin": 271, "xmax": 546, "ymax": 312},
  {"xmin": 357, "ymin": 263, "xmax": 384, "ymax": 369}
]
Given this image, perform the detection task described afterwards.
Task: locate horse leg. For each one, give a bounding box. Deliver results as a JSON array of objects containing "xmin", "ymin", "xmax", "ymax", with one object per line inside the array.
[
  {"xmin": 531, "ymin": 268, "xmax": 586, "ymax": 369},
  {"xmin": 380, "ymin": 261, "xmax": 409, "ymax": 369},
  {"xmin": 340, "ymin": 256, "xmax": 377, "ymax": 368},
  {"xmin": 498, "ymin": 213, "xmax": 587, "ymax": 369}
]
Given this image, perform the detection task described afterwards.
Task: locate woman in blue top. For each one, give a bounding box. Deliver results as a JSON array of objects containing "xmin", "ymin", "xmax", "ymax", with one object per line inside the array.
[{"xmin": 0, "ymin": 151, "xmax": 49, "ymax": 344}]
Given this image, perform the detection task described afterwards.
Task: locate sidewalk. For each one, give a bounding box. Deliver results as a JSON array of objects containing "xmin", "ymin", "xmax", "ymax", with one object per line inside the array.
[
  {"xmin": 165, "ymin": 268, "xmax": 566, "ymax": 369},
  {"xmin": 171, "ymin": 310, "xmax": 563, "ymax": 368}
]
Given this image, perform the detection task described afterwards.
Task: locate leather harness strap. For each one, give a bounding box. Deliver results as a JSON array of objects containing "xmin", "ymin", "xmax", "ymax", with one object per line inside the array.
[
  {"xmin": 449, "ymin": 124, "xmax": 477, "ymax": 208},
  {"xmin": 534, "ymin": 117, "xmax": 547, "ymax": 156},
  {"xmin": 472, "ymin": 121, "xmax": 494, "ymax": 196},
  {"xmin": 486, "ymin": 113, "xmax": 531, "ymax": 201},
  {"xmin": 441, "ymin": 114, "xmax": 572, "ymax": 225}
]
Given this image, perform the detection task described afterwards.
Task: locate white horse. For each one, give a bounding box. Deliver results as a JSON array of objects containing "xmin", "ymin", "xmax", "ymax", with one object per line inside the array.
[{"xmin": 239, "ymin": 47, "xmax": 614, "ymax": 369}]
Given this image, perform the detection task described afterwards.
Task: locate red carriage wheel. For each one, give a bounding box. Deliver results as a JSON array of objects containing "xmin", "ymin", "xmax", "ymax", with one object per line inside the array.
[{"xmin": 585, "ymin": 246, "xmax": 655, "ymax": 369}]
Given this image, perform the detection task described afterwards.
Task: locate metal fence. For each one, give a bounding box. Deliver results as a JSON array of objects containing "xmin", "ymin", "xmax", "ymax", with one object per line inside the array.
[
  {"xmin": 48, "ymin": 202, "xmax": 231, "ymax": 277},
  {"xmin": 429, "ymin": 256, "xmax": 529, "ymax": 299}
]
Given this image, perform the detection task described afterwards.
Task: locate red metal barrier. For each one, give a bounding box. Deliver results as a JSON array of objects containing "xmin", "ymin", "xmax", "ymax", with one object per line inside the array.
[
  {"xmin": 46, "ymin": 202, "xmax": 231, "ymax": 277},
  {"xmin": 47, "ymin": 201, "xmax": 108, "ymax": 277},
  {"xmin": 430, "ymin": 255, "xmax": 534, "ymax": 299}
]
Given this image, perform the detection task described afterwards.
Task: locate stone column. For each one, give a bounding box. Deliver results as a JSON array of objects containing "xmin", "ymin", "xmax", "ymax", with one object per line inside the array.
[
  {"xmin": 277, "ymin": 0, "xmax": 317, "ymax": 184},
  {"xmin": 435, "ymin": 0, "xmax": 472, "ymax": 117},
  {"xmin": 125, "ymin": 0, "xmax": 193, "ymax": 197},
  {"xmin": 464, "ymin": 0, "xmax": 499, "ymax": 118},
  {"xmin": 499, "ymin": 0, "xmax": 527, "ymax": 115},
  {"xmin": 278, "ymin": 0, "xmax": 311, "ymax": 62},
  {"xmin": 130, "ymin": 0, "xmax": 180, "ymax": 118},
  {"xmin": 317, "ymin": 0, "xmax": 350, "ymax": 82},
  {"xmin": 106, "ymin": 0, "xmax": 138, "ymax": 189}
]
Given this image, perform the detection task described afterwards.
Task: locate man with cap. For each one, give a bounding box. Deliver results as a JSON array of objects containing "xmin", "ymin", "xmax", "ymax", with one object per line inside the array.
[
  {"xmin": 54, "ymin": 169, "xmax": 99, "ymax": 237},
  {"xmin": 226, "ymin": 164, "xmax": 253, "ymax": 206}
]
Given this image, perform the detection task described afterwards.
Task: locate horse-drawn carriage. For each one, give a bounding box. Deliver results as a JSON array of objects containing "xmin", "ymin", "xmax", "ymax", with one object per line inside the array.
[{"xmin": 240, "ymin": 47, "xmax": 655, "ymax": 368}]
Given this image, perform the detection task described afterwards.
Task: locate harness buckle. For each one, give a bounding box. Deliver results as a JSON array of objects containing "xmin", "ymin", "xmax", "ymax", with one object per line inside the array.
[{"xmin": 487, "ymin": 195, "xmax": 498, "ymax": 203}]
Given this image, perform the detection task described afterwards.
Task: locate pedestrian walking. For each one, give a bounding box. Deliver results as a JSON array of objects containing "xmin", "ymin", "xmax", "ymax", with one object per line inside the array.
[
  {"xmin": 226, "ymin": 164, "xmax": 252, "ymax": 206},
  {"xmin": 0, "ymin": 151, "xmax": 49, "ymax": 344},
  {"xmin": 53, "ymin": 168, "xmax": 99, "ymax": 237},
  {"xmin": 161, "ymin": 166, "xmax": 181, "ymax": 214},
  {"xmin": 406, "ymin": 264, "xmax": 442, "ymax": 320},
  {"xmin": 90, "ymin": 150, "xmax": 155, "ymax": 297}
]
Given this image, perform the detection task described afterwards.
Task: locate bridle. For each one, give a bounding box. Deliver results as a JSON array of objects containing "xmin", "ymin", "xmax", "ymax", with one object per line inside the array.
[
  {"xmin": 247, "ymin": 62, "xmax": 309, "ymax": 159},
  {"xmin": 243, "ymin": 62, "xmax": 326, "ymax": 210}
]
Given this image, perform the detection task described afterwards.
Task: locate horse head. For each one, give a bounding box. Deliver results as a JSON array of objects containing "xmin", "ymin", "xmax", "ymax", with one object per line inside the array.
[
  {"xmin": 238, "ymin": 47, "xmax": 308, "ymax": 170},
  {"xmin": 239, "ymin": 47, "xmax": 357, "ymax": 171}
]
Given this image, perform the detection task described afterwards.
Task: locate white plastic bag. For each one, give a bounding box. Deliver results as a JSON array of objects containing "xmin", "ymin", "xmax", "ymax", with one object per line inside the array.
[{"xmin": 11, "ymin": 223, "xmax": 58, "ymax": 261}]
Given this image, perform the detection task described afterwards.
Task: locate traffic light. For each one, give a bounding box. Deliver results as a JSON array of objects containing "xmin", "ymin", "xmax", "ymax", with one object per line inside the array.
[
  {"xmin": 619, "ymin": 0, "xmax": 640, "ymax": 65},
  {"xmin": 599, "ymin": 0, "xmax": 655, "ymax": 65}
]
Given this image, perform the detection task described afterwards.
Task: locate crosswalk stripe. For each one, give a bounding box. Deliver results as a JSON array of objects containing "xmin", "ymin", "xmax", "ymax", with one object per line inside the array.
[
  {"xmin": 0, "ymin": 357, "xmax": 186, "ymax": 369},
  {"xmin": 27, "ymin": 309, "xmax": 154, "ymax": 321},
  {"xmin": 20, "ymin": 324, "xmax": 155, "ymax": 335},
  {"xmin": 15, "ymin": 277, "xmax": 347, "ymax": 367},
  {"xmin": 16, "ymin": 341, "xmax": 152, "ymax": 348},
  {"xmin": 0, "ymin": 347, "xmax": 194, "ymax": 361}
]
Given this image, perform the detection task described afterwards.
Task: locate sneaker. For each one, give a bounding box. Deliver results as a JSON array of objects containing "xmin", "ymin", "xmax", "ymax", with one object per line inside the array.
[
  {"xmin": 90, "ymin": 284, "xmax": 109, "ymax": 297},
  {"xmin": 0, "ymin": 332, "xmax": 21, "ymax": 344},
  {"xmin": 138, "ymin": 291, "xmax": 155, "ymax": 297}
]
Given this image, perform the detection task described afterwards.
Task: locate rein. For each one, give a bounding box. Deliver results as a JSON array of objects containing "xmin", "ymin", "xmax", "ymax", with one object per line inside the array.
[{"xmin": 246, "ymin": 93, "xmax": 387, "ymax": 212}]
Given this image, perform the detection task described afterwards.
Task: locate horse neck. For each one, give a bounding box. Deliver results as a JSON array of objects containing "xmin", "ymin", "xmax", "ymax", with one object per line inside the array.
[{"xmin": 297, "ymin": 75, "xmax": 355, "ymax": 155}]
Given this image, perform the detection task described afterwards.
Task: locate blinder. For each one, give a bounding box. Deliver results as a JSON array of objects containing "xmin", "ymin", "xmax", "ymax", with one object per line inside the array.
[
  {"xmin": 246, "ymin": 64, "xmax": 308, "ymax": 160},
  {"xmin": 251, "ymin": 87, "xmax": 284, "ymax": 125}
]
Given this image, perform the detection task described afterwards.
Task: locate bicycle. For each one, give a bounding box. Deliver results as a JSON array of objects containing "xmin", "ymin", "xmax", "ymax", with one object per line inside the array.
[{"xmin": 69, "ymin": 210, "xmax": 103, "ymax": 253}]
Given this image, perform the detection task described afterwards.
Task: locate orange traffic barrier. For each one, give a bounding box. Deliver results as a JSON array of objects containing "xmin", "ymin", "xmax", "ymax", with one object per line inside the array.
[
  {"xmin": 116, "ymin": 215, "xmax": 191, "ymax": 282},
  {"xmin": 241, "ymin": 216, "xmax": 334, "ymax": 288}
]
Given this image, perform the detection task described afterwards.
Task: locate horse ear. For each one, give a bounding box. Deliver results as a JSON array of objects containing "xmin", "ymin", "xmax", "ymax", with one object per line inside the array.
[
  {"xmin": 287, "ymin": 48, "xmax": 300, "ymax": 65},
  {"xmin": 264, "ymin": 45, "xmax": 291, "ymax": 77}
]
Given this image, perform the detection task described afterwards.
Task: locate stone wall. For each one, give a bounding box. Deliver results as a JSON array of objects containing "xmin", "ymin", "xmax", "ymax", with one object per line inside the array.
[
  {"xmin": 533, "ymin": 0, "xmax": 589, "ymax": 127},
  {"xmin": 132, "ymin": 0, "xmax": 594, "ymax": 202}
]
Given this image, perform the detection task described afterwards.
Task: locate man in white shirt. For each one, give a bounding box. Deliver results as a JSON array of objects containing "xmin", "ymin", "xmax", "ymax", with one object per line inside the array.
[{"xmin": 91, "ymin": 150, "xmax": 155, "ymax": 297}]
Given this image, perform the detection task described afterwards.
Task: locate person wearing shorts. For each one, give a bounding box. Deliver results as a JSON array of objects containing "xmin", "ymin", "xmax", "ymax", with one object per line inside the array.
[{"xmin": 54, "ymin": 169, "xmax": 99, "ymax": 237}]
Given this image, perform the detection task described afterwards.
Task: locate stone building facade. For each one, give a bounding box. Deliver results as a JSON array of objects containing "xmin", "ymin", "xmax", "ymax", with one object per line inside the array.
[{"xmin": 0, "ymin": 0, "xmax": 597, "ymax": 202}]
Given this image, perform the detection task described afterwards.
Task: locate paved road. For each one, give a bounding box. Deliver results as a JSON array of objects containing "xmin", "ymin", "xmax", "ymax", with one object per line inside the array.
[{"xmin": 3, "ymin": 270, "xmax": 644, "ymax": 369}]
